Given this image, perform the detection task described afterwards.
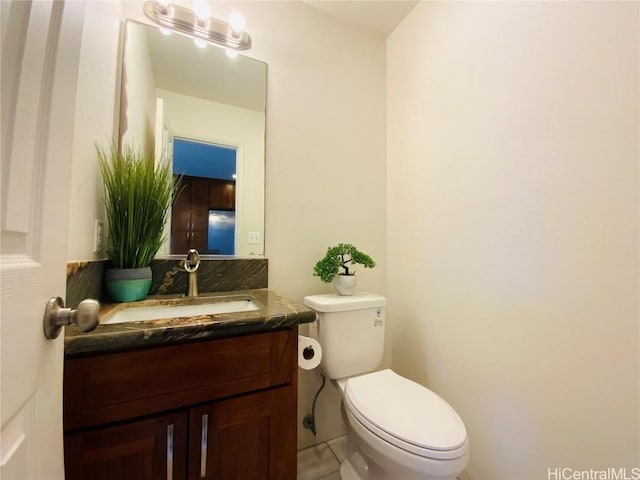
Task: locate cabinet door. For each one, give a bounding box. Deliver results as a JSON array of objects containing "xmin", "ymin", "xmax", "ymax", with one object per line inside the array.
[
  {"xmin": 171, "ymin": 230, "xmax": 190, "ymax": 254},
  {"xmin": 65, "ymin": 412, "xmax": 187, "ymax": 480},
  {"xmin": 209, "ymin": 180, "xmax": 236, "ymax": 210},
  {"xmin": 190, "ymin": 177, "xmax": 210, "ymax": 231},
  {"xmin": 172, "ymin": 176, "xmax": 193, "ymax": 231},
  {"xmin": 188, "ymin": 385, "xmax": 296, "ymax": 480},
  {"xmin": 190, "ymin": 230, "xmax": 208, "ymax": 251}
]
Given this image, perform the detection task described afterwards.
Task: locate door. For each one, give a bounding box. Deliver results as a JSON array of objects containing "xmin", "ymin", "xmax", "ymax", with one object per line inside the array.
[
  {"xmin": 170, "ymin": 176, "xmax": 210, "ymax": 254},
  {"xmin": 0, "ymin": 1, "xmax": 85, "ymax": 478},
  {"xmin": 171, "ymin": 176, "xmax": 194, "ymax": 245},
  {"xmin": 64, "ymin": 411, "xmax": 188, "ymax": 480}
]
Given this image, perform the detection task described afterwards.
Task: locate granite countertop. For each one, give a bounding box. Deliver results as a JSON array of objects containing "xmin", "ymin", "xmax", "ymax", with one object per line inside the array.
[{"xmin": 64, "ymin": 289, "xmax": 317, "ymax": 357}]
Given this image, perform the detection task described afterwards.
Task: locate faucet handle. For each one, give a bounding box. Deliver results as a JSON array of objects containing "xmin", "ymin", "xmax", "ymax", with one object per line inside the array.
[{"xmin": 184, "ymin": 249, "xmax": 200, "ymax": 272}]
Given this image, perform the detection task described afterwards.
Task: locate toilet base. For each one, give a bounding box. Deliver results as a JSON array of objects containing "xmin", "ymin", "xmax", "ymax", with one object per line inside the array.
[{"xmin": 340, "ymin": 454, "xmax": 459, "ymax": 480}]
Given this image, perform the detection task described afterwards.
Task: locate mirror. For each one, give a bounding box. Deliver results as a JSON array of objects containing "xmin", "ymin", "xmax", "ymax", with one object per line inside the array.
[{"xmin": 119, "ymin": 20, "xmax": 266, "ymax": 257}]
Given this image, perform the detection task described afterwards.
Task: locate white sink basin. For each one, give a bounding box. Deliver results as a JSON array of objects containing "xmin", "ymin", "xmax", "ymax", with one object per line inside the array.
[{"xmin": 102, "ymin": 299, "xmax": 260, "ymax": 325}]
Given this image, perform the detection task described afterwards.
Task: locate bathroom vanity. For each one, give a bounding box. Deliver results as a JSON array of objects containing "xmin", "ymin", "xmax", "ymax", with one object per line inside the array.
[{"xmin": 63, "ymin": 289, "xmax": 315, "ymax": 480}]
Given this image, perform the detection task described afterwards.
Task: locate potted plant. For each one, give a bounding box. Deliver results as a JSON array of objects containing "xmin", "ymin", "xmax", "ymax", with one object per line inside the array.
[
  {"xmin": 97, "ymin": 143, "xmax": 177, "ymax": 302},
  {"xmin": 313, "ymin": 243, "xmax": 376, "ymax": 296}
]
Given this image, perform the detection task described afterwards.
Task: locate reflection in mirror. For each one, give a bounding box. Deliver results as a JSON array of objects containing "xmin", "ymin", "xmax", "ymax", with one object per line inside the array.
[{"xmin": 119, "ymin": 20, "xmax": 266, "ymax": 257}]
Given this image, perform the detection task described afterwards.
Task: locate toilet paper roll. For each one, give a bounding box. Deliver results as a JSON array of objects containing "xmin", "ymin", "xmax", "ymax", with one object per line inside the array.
[{"xmin": 298, "ymin": 335, "xmax": 322, "ymax": 370}]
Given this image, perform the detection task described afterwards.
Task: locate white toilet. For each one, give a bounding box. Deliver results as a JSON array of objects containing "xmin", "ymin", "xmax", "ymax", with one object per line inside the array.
[{"xmin": 304, "ymin": 293, "xmax": 469, "ymax": 480}]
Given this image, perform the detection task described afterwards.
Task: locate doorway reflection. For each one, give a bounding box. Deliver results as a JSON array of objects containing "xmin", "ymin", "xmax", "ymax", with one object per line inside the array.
[{"xmin": 170, "ymin": 138, "xmax": 237, "ymax": 254}]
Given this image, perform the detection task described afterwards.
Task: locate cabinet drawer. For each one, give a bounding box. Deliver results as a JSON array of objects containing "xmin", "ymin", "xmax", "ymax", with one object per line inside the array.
[{"xmin": 64, "ymin": 328, "xmax": 296, "ymax": 431}]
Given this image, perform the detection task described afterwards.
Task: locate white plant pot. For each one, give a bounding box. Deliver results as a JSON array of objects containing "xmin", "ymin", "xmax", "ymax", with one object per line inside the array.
[{"xmin": 333, "ymin": 274, "xmax": 357, "ymax": 296}]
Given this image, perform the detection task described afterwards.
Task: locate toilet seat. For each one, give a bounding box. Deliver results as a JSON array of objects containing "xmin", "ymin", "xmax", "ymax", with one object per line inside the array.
[{"xmin": 343, "ymin": 369, "xmax": 468, "ymax": 461}]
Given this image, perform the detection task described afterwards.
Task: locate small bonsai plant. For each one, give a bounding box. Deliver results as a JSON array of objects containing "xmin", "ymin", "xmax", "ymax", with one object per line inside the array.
[{"xmin": 313, "ymin": 243, "xmax": 376, "ymax": 283}]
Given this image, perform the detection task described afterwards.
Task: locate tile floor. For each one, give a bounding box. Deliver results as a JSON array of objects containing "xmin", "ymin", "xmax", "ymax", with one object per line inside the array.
[
  {"xmin": 297, "ymin": 436, "xmax": 465, "ymax": 480},
  {"xmin": 297, "ymin": 435, "xmax": 348, "ymax": 480}
]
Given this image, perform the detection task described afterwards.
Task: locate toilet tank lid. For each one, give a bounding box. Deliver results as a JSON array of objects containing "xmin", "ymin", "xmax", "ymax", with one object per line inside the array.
[{"xmin": 304, "ymin": 293, "xmax": 386, "ymax": 312}]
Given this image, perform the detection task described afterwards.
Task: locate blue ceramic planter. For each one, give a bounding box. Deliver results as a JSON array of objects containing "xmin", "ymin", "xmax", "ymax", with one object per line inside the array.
[{"xmin": 104, "ymin": 267, "xmax": 152, "ymax": 302}]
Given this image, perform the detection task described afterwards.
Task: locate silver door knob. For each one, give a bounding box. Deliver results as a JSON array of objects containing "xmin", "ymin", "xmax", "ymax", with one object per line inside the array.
[{"xmin": 43, "ymin": 297, "xmax": 100, "ymax": 340}]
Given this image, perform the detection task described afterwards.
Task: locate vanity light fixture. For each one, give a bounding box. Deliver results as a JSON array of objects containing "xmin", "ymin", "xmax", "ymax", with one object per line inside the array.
[
  {"xmin": 193, "ymin": 37, "xmax": 207, "ymax": 49},
  {"xmin": 143, "ymin": 1, "xmax": 252, "ymax": 51},
  {"xmin": 192, "ymin": 0, "xmax": 211, "ymax": 23}
]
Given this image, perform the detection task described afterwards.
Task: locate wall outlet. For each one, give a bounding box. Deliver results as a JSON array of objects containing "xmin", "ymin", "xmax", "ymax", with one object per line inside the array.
[
  {"xmin": 94, "ymin": 219, "xmax": 104, "ymax": 253},
  {"xmin": 248, "ymin": 231, "xmax": 261, "ymax": 244}
]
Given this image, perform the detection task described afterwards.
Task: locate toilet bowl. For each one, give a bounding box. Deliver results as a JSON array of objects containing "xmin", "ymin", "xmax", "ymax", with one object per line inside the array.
[
  {"xmin": 336, "ymin": 370, "xmax": 468, "ymax": 480},
  {"xmin": 304, "ymin": 293, "xmax": 469, "ymax": 480}
]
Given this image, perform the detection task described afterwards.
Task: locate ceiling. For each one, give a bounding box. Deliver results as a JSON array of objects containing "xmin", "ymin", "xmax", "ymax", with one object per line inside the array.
[
  {"xmin": 302, "ymin": 0, "xmax": 418, "ymax": 37},
  {"xmin": 134, "ymin": 1, "xmax": 418, "ymax": 111}
]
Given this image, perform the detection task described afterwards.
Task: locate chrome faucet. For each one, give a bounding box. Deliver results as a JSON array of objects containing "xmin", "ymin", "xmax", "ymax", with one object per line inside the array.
[{"xmin": 182, "ymin": 249, "xmax": 201, "ymax": 297}]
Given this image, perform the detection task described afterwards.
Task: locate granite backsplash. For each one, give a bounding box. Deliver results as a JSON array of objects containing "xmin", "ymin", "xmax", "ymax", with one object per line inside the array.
[{"xmin": 66, "ymin": 258, "xmax": 268, "ymax": 309}]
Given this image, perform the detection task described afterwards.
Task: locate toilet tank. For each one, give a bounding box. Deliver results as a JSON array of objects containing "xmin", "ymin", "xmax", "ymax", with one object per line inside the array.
[{"xmin": 304, "ymin": 293, "xmax": 386, "ymax": 380}]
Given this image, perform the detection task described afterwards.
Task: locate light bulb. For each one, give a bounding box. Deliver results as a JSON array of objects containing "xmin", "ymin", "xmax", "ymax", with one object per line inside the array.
[
  {"xmin": 193, "ymin": 37, "xmax": 207, "ymax": 49},
  {"xmin": 156, "ymin": 0, "xmax": 170, "ymax": 10},
  {"xmin": 225, "ymin": 49, "xmax": 238, "ymax": 59},
  {"xmin": 192, "ymin": 0, "xmax": 210, "ymax": 22},
  {"xmin": 228, "ymin": 11, "xmax": 246, "ymax": 35}
]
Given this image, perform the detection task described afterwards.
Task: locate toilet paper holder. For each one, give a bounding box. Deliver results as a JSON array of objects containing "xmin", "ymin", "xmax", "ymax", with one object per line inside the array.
[
  {"xmin": 298, "ymin": 335, "xmax": 322, "ymax": 370},
  {"xmin": 302, "ymin": 345, "xmax": 315, "ymax": 360}
]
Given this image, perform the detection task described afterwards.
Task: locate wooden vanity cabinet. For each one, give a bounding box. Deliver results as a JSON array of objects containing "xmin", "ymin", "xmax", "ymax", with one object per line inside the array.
[{"xmin": 63, "ymin": 328, "xmax": 297, "ymax": 480}]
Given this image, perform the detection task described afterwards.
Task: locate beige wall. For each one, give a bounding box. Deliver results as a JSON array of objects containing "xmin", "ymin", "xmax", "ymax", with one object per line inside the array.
[
  {"xmin": 232, "ymin": 1, "xmax": 388, "ymax": 448},
  {"xmin": 387, "ymin": 2, "xmax": 639, "ymax": 479},
  {"xmin": 68, "ymin": 0, "xmax": 387, "ymax": 449},
  {"xmin": 67, "ymin": 0, "xmax": 121, "ymax": 260}
]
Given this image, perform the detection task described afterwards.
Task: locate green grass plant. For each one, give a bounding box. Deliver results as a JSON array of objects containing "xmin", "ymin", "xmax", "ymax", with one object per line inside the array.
[{"xmin": 97, "ymin": 143, "xmax": 176, "ymax": 269}]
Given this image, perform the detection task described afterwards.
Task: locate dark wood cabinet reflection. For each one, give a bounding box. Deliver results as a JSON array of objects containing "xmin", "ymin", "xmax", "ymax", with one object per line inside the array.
[{"xmin": 171, "ymin": 175, "xmax": 235, "ymax": 254}]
